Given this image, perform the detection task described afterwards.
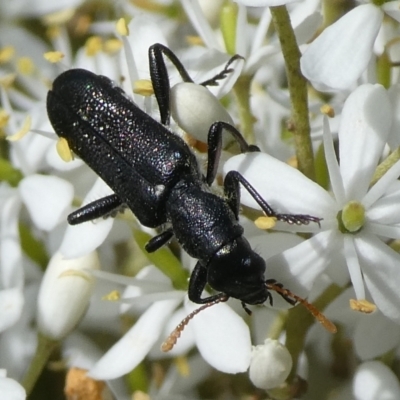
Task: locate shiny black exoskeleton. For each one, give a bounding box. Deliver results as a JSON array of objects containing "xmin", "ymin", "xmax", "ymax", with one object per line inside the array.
[{"xmin": 47, "ymin": 44, "xmax": 320, "ymax": 308}]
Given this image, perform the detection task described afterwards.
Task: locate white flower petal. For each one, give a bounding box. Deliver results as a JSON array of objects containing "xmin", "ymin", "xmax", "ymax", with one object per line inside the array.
[
  {"xmin": 185, "ymin": 297, "xmax": 251, "ymax": 373},
  {"xmin": 383, "ymin": 1, "xmax": 400, "ymax": 23},
  {"xmin": 235, "ymin": 0, "xmax": 299, "ymax": 6},
  {"xmin": 89, "ymin": 299, "xmax": 180, "ymax": 380},
  {"xmin": 353, "ymin": 361, "xmax": 400, "ymax": 400},
  {"xmin": 19, "ymin": 174, "xmax": 74, "ymax": 231},
  {"xmin": 354, "ymin": 234, "xmax": 400, "ymax": 324},
  {"xmin": 62, "ymin": 332, "xmax": 102, "ymax": 370},
  {"xmin": 363, "ymin": 160, "xmax": 400, "ymax": 210},
  {"xmin": 354, "ymin": 312, "xmax": 400, "ymax": 360},
  {"xmin": 0, "ymin": 289, "xmax": 24, "ymax": 333},
  {"xmin": 339, "ymin": 84, "xmax": 391, "ymax": 201},
  {"xmin": 0, "ymin": 372, "xmax": 26, "ymax": 400},
  {"xmin": 344, "ymin": 236, "xmax": 365, "ymax": 300},
  {"xmin": 265, "ymin": 230, "xmax": 337, "ymax": 302},
  {"xmin": 301, "ymin": 4, "xmax": 383, "ymax": 91},
  {"xmin": 249, "ymin": 339, "xmax": 292, "ymax": 389},
  {"xmin": 387, "ymin": 84, "xmax": 400, "ymax": 149},
  {"xmin": 37, "ymin": 251, "xmax": 99, "ymax": 340},
  {"xmin": 59, "ymin": 179, "xmax": 115, "ymax": 258},
  {"xmin": 180, "ymin": 0, "xmax": 222, "ymax": 50},
  {"xmin": 0, "ymin": 189, "xmax": 23, "ymax": 288},
  {"xmin": 223, "ymin": 152, "xmax": 336, "ymax": 219},
  {"xmin": 323, "ymin": 117, "xmax": 345, "ymax": 206}
]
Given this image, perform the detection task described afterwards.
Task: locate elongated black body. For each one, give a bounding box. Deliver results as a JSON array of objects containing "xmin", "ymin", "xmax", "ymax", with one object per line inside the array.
[{"xmin": 47, "ymin": 46, "xmax": 319, "ymax": 307}]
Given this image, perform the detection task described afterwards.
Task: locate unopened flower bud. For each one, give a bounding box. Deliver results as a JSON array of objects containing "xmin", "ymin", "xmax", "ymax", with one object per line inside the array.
[
  {"xmin": 170, "ymin": 82, "xmax": 234, "ymax": 145},
  {"xmin": 37, "ymin": 251, "xmax": 99, "ymax": 340},
  {"xmin": 249, "ymin": 339, "xmax": 292, "ymax": 390}
]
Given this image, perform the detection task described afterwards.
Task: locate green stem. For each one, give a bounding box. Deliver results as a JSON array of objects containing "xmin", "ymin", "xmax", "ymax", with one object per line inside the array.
[
  {"xmin": 270, "ymin": 5, "xmax": 315, "ymax": 181},
  {"xmin": 22, "ymin": 333, "xmax": 58, "ymax": 395},
  {"xmin": 285, "ymin": 284, "xmax": 343, "ymax": 382},
  {"xmin": 233, "ymin": 75, "xmax": 255, "ymax": 144}
]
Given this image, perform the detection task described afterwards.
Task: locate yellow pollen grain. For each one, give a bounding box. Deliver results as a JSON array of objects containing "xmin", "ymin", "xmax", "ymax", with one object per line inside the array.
[
  {"xmin": 17, "ymin": 57, "xmax": 34, "ymax": 75},
  {"xmin": 85, "ymin": 36, "xmax": 102, "ymax": 56},
  {"xmin": 74, "ymin": 15, "xmax": 92, "ymax": 36},
  {"xmin": 255, "ymin": 216, "xmax": 277, "ymax": 230},
  {"xmin": 132, "ymin": 391, "xmax": 150, "ymax": 400},
  {"xmin": 0, "ymin": 73, "xmax": 16, "ymax": 88},
  {"xmin": 56, "ymin": 137, "xmax": 74, "ymax": 162},
  {"xmin": 0, "ymin": 46, "xmax": 15, "ymax": 64},
  {"xmin": 42, "ymin": 8, "xmax": 75, "ymax": 26},
  {"xmin": 320, "ymin": 104, "xmax": 335, "ymax": 118},
  {"xmin": 116, "ymin": 18, "xmax": 129, "ymax": 36},
  {"xmin": 133, "ymin": 79, "xmax": 154, "ymax": 96},
  {"xmin": 46, "ymin": 25, "xmax": 61, "ymax": 40},
  {"xmin": 7, "ymin": 115, "xmax": 31, "ymax": 142},
  {"xmin": 0, "ymin": 110, "xmax": 10, "ymax": 129},
  {"xmin": 103, "ymin": 39, "xmax": 123, "ymax": 54},
  {"xmin": 64, "ymin": 367, "xmax": 105, "ymax": 400},
  {"xmin": 175, "ymin": 356, "xmax": 190, "ymax": 377},
  {"xmin": 44, "ymin": 51, "xmax": 65, "ymax": 63},
  {"xmin": 349, "ymin": 298, "xmax": 377, "ymax": 314},
  {"xmin": 0, "ymin": 73, "xmax": 17, "ymax": 89},
  {"xmin": 186, "ymin": 35, "xmax": 204, "ymax": 46},
  {"xmin": 287, "ymin": 155, "xmax": 298, "ymax": 169},
  {"xmin": 102, "ymin": 290, "xmax": 121, "ymax": 301}
]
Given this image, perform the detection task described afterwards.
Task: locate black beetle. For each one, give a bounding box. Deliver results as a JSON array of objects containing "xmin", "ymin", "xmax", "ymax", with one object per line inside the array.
[{"xmin": 46, "ymin": 44, "xmax": 320, "ymax": 310}]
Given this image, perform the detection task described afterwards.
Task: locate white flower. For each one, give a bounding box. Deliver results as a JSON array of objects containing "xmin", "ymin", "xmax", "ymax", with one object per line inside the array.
[
  {"xmin": 353, "ymin": 361, "xmax": 400, "ymax": 400},
  {"xmin": 37, "ymin": 251, "xmax": 99, "ymax": 340},
  {"xmin": 301, "ymin": 2, "xmax": 400, "ymax": 92},
  {"xmin": 224, "ymin": 83, "xmax": 400, "ymax": 322},
  {"xmin": 249, "ymin": 339, "xmax": 292, "ymax": 389},
  {"xmin": 88, "ymin": 266, "xmax": 252, "ymax": 378},
  {"xmin": 0, "ymin": 369, "xmax": 26, "ymax": 400}
]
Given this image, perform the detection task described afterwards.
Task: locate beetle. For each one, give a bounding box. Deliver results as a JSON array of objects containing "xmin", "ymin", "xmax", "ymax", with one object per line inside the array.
[{"xmin": 46, "ymin": 43, "xmax": 321, "ymax": 310}]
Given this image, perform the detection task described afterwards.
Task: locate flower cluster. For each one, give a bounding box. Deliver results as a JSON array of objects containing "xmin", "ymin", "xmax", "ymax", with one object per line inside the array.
[{"xmin": 1, "ymin": 0, "xmax": 400, "ymax": 399}]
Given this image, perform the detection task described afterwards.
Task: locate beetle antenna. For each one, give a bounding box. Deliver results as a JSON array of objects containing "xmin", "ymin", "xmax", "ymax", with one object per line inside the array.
[
  {"xmin": 161, "ymin": 295, "xmax": 229, "ymax": 352},
  {"xmin": 265, "ymin": 282, "xmax": 337, "ymax": 334}
]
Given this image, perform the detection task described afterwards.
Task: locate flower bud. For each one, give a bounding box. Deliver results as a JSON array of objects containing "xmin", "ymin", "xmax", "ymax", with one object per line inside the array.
[
  {"xmin": 249, "ymin": 339, "xmax": 292, "ymax": 390},
  {"xmin": 37, "ymin": 251, "xmax": 99, "ymax": 340},
  {"xmin": 170, "ymin": 82, "xmax": 234, "ymax": 145}
]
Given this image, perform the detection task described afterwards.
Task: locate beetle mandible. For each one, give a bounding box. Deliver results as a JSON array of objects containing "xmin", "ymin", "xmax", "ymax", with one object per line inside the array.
[{"xmin": 46, "ymin": 43, "xmax": 321, "ymax": 310}]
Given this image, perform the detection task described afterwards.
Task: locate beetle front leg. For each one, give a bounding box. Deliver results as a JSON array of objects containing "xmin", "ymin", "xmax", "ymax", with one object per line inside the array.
[
  {"xmin": 68, "ymin": 194, "xmax": 125, "ymax": 225},
  {"xmin": 224, "ymin": 170, "xmax": 322, "ymax": 226},
  {"xmin": 206, "ymin": 122, "xmax": 259, "ymax": 186},
  {"xmin": 149, "ymin": 43, "xmax": 243, "ymax": 126},
  {"xmin": 189, "ymin": 261, "xmax": 229, "ymax": 304},
  {"xmin": 149, "ymin": 44, "xmax": 194, "ymax": 125}
]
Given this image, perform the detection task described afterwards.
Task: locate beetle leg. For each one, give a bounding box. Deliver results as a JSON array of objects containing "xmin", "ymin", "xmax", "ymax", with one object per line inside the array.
[
  {"xmin": 148, "ymin": 44, "xmax": 242, "ymax": 125},
  {"xmin": 189, "ymin": 261, "xmax": 229, "ymax": 304},
  {"xmin": 149, "ymin": 43, "xmax": 194, "ymax": 126},
  {"xmin": 199, "ymin": 54, "xmax": 243, "ymax": 87},
  {"xmin": 206, "ymin": 121, "xmax": 259, "ymax": 186},
  {"xmin": 224, "ymin": 170, "xmax": 322, "ymax": 225},
  {"xmin": 145, "ymin": 228, "xmax": 174, "ymax": 253},
  {"xmin": 67, "ymin": 194, "xmax": 124, "ymax": 225}
]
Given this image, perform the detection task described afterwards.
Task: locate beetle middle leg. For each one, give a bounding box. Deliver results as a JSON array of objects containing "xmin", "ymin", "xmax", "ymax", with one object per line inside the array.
[{"xmin": 224, "ymin": 170, "xmax": 322, "ymax": 225}]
